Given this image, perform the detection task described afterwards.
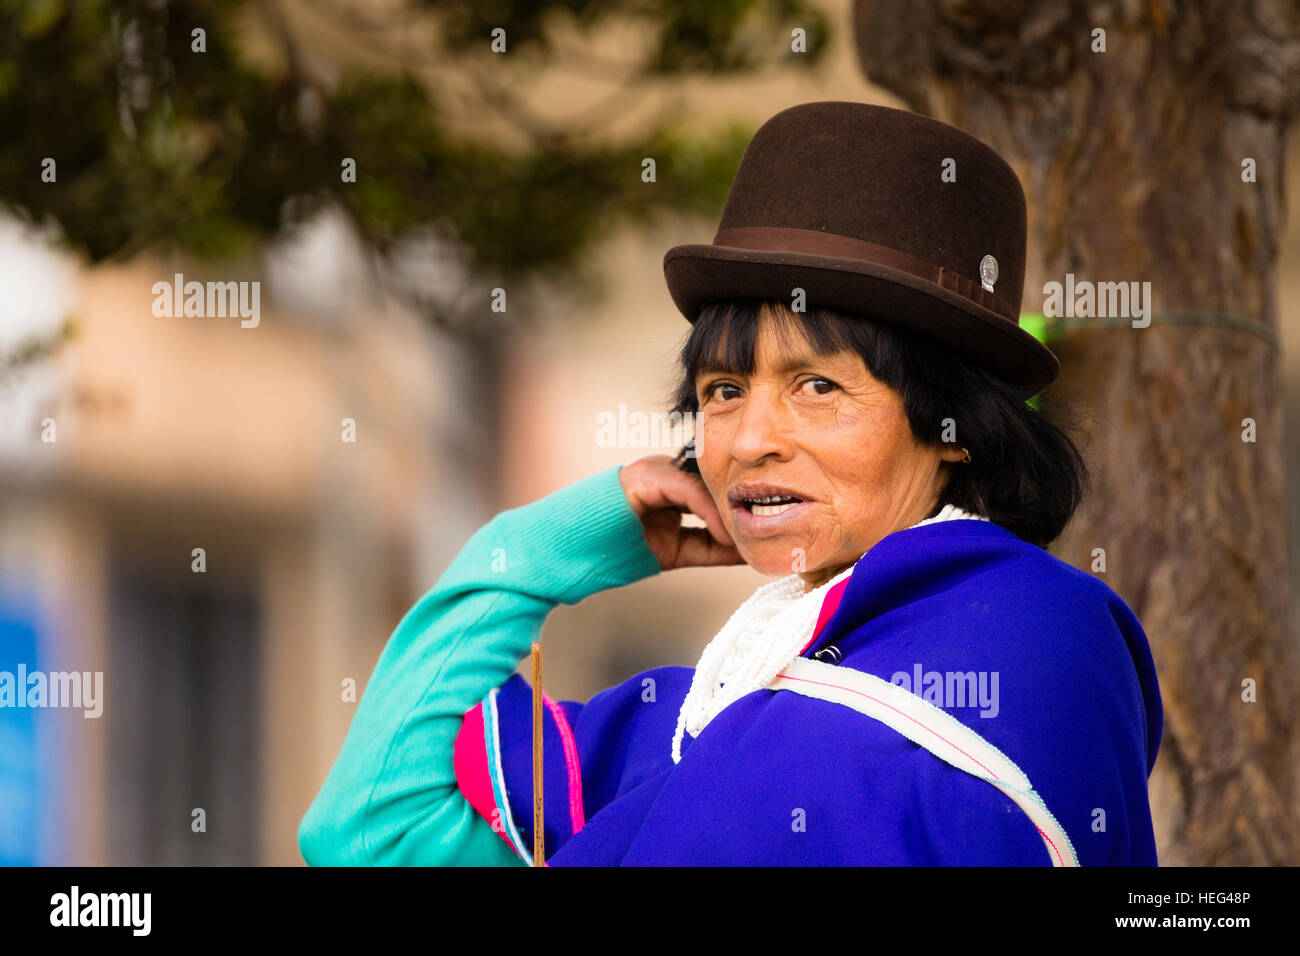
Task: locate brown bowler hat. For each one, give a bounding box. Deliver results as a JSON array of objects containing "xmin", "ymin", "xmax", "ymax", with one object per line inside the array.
[{"xmin": 663, "ymin": 101, "xmax": 1058, "ymax": 393}]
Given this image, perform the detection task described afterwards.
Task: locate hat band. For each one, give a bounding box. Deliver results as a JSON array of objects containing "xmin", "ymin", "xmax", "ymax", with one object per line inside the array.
[{"xmin": 712, "ymin": 225, "xmax": 1016, "ymax": 322}]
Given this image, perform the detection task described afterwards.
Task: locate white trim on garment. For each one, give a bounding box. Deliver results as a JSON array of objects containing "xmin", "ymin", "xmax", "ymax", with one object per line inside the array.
[{"xmin": 768, "ymin": 657, "xmax": 1080, "ymax": 866}]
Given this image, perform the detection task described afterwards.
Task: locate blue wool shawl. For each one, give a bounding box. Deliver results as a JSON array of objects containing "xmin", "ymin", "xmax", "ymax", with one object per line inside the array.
[{"xmin": 456, "ymin": 517, "xmax": 1163, "ymax": 866}]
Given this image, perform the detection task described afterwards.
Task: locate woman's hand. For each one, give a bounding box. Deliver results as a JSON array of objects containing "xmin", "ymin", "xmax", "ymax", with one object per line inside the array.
[{"xmin": 619, "ymin": 455, "xmax": 744, "ymax": 571}]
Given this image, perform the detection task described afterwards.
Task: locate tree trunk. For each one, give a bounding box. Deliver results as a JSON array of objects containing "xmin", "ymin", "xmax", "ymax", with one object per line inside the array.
[{"xmin": 853, "ymin": 0, "xmax": 1299, "ymax": 865}]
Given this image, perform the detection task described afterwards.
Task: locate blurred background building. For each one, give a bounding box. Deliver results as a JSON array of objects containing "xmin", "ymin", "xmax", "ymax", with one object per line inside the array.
[{"xmin": 1, "ymin": 0, "xmax": 1297, "ymax": 865}]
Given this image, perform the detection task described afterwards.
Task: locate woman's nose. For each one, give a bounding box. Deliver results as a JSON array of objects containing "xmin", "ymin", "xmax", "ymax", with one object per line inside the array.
[{"xmin": 729, "ymin": 388, "xmax": 795, "ymax": 464}]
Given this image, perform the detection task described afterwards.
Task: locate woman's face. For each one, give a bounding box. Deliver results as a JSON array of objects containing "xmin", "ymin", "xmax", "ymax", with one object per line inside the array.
[{"xmin": 693, "ymin": 304, "xmax": 964, "ymax": 589}]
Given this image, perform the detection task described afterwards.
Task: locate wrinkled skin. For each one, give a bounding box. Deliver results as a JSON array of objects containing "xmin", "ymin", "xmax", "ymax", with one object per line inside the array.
[{"xmin": 621, "ymin": 303, "xmax": 963, "ymax": 591}]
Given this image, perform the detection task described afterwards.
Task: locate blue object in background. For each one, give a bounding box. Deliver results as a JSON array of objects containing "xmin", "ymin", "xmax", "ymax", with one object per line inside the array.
[{"xmin": 0, "ymin": 606, "xmax": 43, "ymax": 866}]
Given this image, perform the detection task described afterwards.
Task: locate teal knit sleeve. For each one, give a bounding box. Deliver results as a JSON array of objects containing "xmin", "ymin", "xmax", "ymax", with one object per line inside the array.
[{"xmin": 296, "ymin": 463, "xmax": 662, "ymax": 866}]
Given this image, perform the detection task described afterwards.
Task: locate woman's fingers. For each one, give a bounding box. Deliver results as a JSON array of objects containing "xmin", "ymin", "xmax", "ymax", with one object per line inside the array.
[
  {"xmin": 670, "ymin": 474, "xmax": 736, "ymax": 549},
  {"xmin": 643, "ymin": 467, "xmax": 734, "ymax": 548},
  {"xmin": 619, "ymin": 456, "xmax": 742, "ymax": 570}
]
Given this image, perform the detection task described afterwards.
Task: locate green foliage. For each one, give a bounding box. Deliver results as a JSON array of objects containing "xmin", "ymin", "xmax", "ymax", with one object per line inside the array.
[
  {"xmin": 0, "ymin": 0, "xmax": 829, "ymax": 317},
  {"xmin": 421, "ymin": 0, "xmax": 830, "ymax": 73}
]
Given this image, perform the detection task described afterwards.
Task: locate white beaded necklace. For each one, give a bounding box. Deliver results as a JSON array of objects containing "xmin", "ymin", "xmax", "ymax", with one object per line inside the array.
[{"xmin": 670, "ymin": 503, "xmax": 989, "ymax": 763}]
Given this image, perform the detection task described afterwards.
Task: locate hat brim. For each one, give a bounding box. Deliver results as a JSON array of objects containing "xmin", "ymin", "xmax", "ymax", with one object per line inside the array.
[{"xmin": 663, "ymin": 243, "xmax": 1059, "ymax": 393}]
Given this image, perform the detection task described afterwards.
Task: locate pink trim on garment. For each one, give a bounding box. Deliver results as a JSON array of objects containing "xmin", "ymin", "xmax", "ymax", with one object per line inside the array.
[
  {"xmin": 542, "ymin": 693, "xmax": 586, "ymax": 835},
  {"xmin": 453, "ymin": 702, "xmax": 517, "ymax": 853},
  {"xmin": 798, "ymin": 577, "xmax": 850, "ymax": 656}
]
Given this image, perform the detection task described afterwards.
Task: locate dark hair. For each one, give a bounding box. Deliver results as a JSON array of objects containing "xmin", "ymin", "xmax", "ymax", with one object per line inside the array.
[{"xmin": 667, "ymin": 299, "xmax": 1090, "ymax": 550}]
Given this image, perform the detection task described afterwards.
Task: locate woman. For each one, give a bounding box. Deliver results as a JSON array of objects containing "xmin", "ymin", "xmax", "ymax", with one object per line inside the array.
[{"xmin": 298, "ymin": 102, "xmax": 1163, "ymax": 866}]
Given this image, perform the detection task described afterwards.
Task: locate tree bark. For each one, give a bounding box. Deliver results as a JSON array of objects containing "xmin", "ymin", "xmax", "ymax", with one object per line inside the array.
[{"xmin": 853, "ymin": 0, "xmax": 1299, "ymax": 865}]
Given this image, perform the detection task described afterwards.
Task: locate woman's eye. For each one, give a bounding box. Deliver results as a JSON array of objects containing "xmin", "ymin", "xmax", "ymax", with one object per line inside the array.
[
  {"xmin": 704, "ymin": 382, "xmax": 740, "ymax": 402},
  {"xmin": 800, "ymin": 378, "xmax": 837, "ymax": 396}
]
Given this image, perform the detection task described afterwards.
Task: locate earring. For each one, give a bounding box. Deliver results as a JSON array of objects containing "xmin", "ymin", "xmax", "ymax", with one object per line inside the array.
[{"xmin": 960, "ymin": 447, "xmax": 971, "ymax": 464}]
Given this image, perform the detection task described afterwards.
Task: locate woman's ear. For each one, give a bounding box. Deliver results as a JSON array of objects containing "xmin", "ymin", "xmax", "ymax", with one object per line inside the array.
[{"xmin": 937, "ymin": 443, "xmax": 968, "ymax": 463}]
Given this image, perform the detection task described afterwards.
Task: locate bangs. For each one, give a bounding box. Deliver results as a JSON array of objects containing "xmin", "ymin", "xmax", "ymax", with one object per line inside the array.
[{"xmin": 678, "ymin": 299, "xmax": 864, "ymax": 386}]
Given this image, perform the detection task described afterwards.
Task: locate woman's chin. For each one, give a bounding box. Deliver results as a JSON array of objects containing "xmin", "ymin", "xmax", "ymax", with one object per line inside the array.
[{"xmin": 740, "ymin": 547, "xmax": 813, "ymax": 579}]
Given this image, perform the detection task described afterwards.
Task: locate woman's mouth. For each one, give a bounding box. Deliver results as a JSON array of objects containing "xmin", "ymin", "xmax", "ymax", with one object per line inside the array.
[
  {"xmin": 731, "ymin": 494, "xmax": 813, "ymax": 535},
  {"xmin": 744, "ymin": 494, "xmax": 801, "ymax": 516}
]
